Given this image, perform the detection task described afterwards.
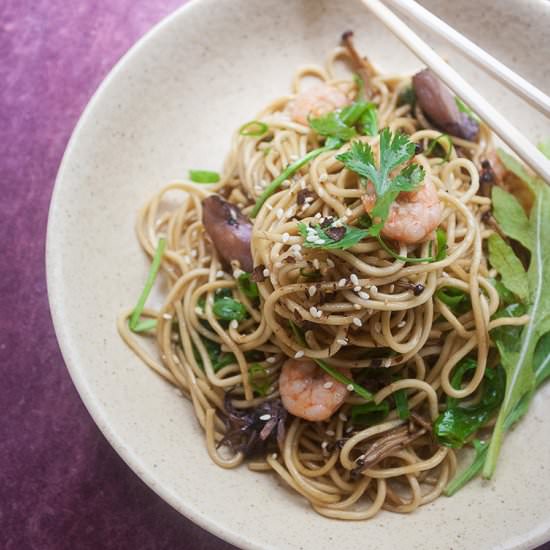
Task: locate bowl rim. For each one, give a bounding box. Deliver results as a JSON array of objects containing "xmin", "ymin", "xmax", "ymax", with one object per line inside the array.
[{"xmin": 45, "ymin": 1, "xmax": 550, "ymax": 549}]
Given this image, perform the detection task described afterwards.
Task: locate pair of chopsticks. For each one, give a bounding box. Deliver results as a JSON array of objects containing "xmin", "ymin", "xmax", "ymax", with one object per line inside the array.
[{"xmin": 361, "ymin": 0, "xmax": 550, "ymax": 183}]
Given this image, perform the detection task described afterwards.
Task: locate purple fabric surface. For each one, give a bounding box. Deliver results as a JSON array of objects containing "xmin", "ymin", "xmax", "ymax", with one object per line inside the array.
[
  {"xmin": 0, "ymin": 1, "xmax": 235, "ymax": 549},
  {"xmin": 1, "ymin": 1, "xmax": 549, "ymax": 549}
]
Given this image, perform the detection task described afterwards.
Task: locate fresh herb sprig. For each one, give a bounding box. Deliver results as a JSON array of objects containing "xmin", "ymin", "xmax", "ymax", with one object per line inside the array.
[{"xmin": 297, "ymin": 219, "xmax": 370, "ymax": 250}]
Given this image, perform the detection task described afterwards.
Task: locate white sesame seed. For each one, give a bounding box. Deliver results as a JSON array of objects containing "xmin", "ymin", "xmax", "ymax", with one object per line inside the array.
[
  {"xmin": 338, "ymin": 278, "xmax": 347, "ymax": 287},
  {"xmin": 289, "ymin": 154, "xmax": 299, "ymax": 161},
  {"xmin": 233, "ymin": 268, "xmax": 244, "ymax": 278},
  {"xmin": 354, "ymin": 304, "xmax": 362, "ymax": 310},
  {"xmin": 266, "ymin": 356, "xmax": 276, "ymax": 364},
  {"xmin": 265, "ymin": 203, "xmax": 273, "ymax": 210},
  {"xmin": 271, "ymin": 452, "xmax": 278, "ymax": 459},
  {"xmin": 332, "ymin": 219, "xmax": 343, "ymax": 228},
  {"xmin": 294, "ymin": 350, "xmax": 305, "ymax": 359},
  {"xmin": 282, "ymin": 232, "xmax": 290, "ymax": 243},
  {"xmin": 353, "ymin": 317, "xmax": 363, "ymax": 327},
  {"xmin": 282, "ymin": 179, "xmax": 290, "ymax": 188},
  {"xmin": 313, "ymin": 259, "xmax": 320, "ymax": 269},
  {"xmin": 337, "ymin": 338, "xmax": 348, "ymax": 346},
  {"xmin": 382, "ymin": 358, "xmax": 392, "ymax": 367},
  {"xmin": 263, "ymin": 268, "xmax": 270, "ymax": 277},
  {"xmin": 276, "ymin": 208, "xmax": 284, "ymax": 219},
  {"xmin": 370, "ymin": 285, "xmax": 378, "ymax": 293},
  {"xmin": 326, "ymin": 430, "xmax": 336, "ymax": 436},
  {"xmin": 190, "ymin": 249, "xmax": 198, "ymax": 258},
  {"xmin": 314, "ymin": 238, "xmax": 325, "ymax": 245},
  {"xmin": 260, "ymin": 414, "xmax": 271, "ymax": 421},
  {"xmin": 345, "ymin": 426, "xmax": 354, "ymax": 434},
  {"xmin": 326, "ymin": 258, "xmax": 335, "ymax": 268},
  {"xmin": 389, "ymin": 284, "xmax": 395, "ymax": 293},
  {"xmin": 345, "ymin": 208, "xmax": 353, "ymax": 216},
  {"xmin": 350, "ymin": 274, "xmax": 359, "ymax": 285},
  {"xmin": 308, "ymin": 285, "xmax": 317, "ymax": 297},
  {"xmin": 216, "ymin": 270, "xmax": 225, "ymax": 278},
  {"xmin": 346, "ymin": 384, "xmax": 354, "ymax": 391},
  {"xmin": 286, "ymin": 207, "xmax": 296, "ymax": 218},
  {"xmin": 358, "ymin": 291, "xmax": 370, "ymax": 300},
  {"xmin": 195, "ymin": 307, "xmax": 203, "ymax": 315},
  {"xmin": 309, "ymin": 306, "xmax": 318, "ymax": 317},
  {"xmin": 442, "ymin": 271, "xmax": 449, "ymax": 277},
  {"xmin": 318, "ymin": 188, "xmax": 325, "ymax": 197},
  {"xmin": 229, "ymin": 320, "xmax": 239, "ymax": 329},
  {"xmin": 339, "ymin": 413, "xmax": 348, "ymax": 422},
  {"xmin": 354, "ymin": 285, "xmax": 362, "ymax": 292},
  {"xmin": 357, "ymin": 453, "xmax": 366, "ymax": 462},
  {"xmin": 300, "ymin": 180, "xmax": 306, "ymax": 190},
  {"xmin": 319, "ymin": 173, "xmax": 328, "ymax": 182},
  {"xmin": 162, "ymin": 313, "xmax": 172, "ymax": 320},
  {"xmin": 323, "ymin": 381, "xmax": 334, "ymax": 389},
  {"xmin": 321, "ymin": 440, "xmax": 329, "ymax": 449},
  {"xmin": 314, "ymin": 212, "xmax": 322, "ymax": 219},
  {"xmin": 397, "ymin": 320, "xmax": 406, "ymax": 328}
]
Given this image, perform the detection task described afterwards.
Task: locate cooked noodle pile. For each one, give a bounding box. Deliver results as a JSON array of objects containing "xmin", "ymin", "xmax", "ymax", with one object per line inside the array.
[{"xmin": 118, "ymin": 41, "xmax": 526, "ymax": 519}]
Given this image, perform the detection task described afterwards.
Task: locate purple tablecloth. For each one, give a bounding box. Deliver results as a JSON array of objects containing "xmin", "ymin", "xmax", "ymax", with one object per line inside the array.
[{"xmin": 1, "ymin": 2, "xmax": 548, "ymax": 549}]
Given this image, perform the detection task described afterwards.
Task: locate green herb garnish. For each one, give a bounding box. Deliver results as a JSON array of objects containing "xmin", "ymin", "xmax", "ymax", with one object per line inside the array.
[
  {"xmin": 488, "ymin": 234, "xmax": 528, "ymax": 302},
  {"xmin": 194, "ymin": 336, "xmax": 236, "ymax": 373},
  {"xmin": 129, "ymin": 238, "xmax": 166, "ymax": 332},
  {"xmin": 376, "ymin": 228, "xmax": 447, "ymax": 264},
  {"xmin": 297, "ymin": 219, "xmax": 370, "ymax": 250},
  {"xmin": 425, "ymin": 133, "xmax": 453, "ymax": 163},
  {"xmin": 239, "ymin": 120, "xmax": 269, "ymax": 137},
  {"xmin": 394, "ymin": 388, "xmax": 410, "ymax": 420},
  {"xmin": 455, "ymin": 96, "xmax": 480, "ymax": 122},
  {"xmin": 212, "ymin": 296, "xmax": 248, "ymax": 321},
  {"xmin": 351, "ymin": 401, "xmax": 390, "ymax": 425},
  {"xmin": 188, "ymin": 170, "xmax": 220, "ymax": 184},
  {"xmin": 237, "ymin": 272, "xmax": 259, "ymax": 299},
  {"xmin": 249, "ymin": 362, "xmax": 271, "ymax": 396}
]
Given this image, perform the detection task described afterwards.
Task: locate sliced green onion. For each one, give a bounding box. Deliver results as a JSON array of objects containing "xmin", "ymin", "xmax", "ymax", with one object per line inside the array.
[
  {"xmin": 425, "ymin": 134, "xmax": 453, "ymax": 163},
  {"xmin": 239, "ymin": 120, "xmax": 269, "ymax": 137},
  {"xmin": 249, "ymin": 362, "xmax": 271, "ymax": 396},
  {"xmin": 132, "ymin": 319, "xmax": 158, "ymax": 333},
  {"xmin": 351, "ymin": 401, "xmax": 390, "ymax": 425},
  {"xmin": 212, "ymin": 297, "xmax": 248, "ymax": 321},
  {"xmin": 377, "ymin": 228, "xmax": 446, "ymax": 264},
  {"xmin": 444, "ymin": 439, "xmax": 488, "ymax": 496},
  {"xmin": 251, "ymin": 141, "xmax": 340, "ymax": 217},
  {"xmin": 237, "ymin": 272, "xmax": 259, "ymax": 299},
  {"xmin": 129, "ymin": 238, "xmax": 166, "ymax": 331},
  {"xmin": 394, "ymin": 388, "xmax": 410, "ymax": 420},
  {"xmin": 189, "ymin": 170, "xmax": 220, "ymax": 184}
]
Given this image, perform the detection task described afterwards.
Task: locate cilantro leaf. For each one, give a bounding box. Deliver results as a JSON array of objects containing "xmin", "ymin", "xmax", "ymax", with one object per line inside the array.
[
  {"xmin": 309, "ymin": 112, "xmax": 357, "ymax": 141},
  {"xmin": 297, "ymin": 220, "xmax": 369, "ymax": 250}
]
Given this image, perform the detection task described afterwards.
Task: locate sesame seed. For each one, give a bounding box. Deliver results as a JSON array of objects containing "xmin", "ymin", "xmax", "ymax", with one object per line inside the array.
[
  {"xmin": 314, "ymin": 212, "xmax": 322, "ymax": 219},
  {"xmin": 358, "ymin": 291, "xmax": 370, "ymax": 300},
  {"xmin": 260, "ymin": 414, "xmax": 271, "ymax": 421},
  {"xmin": 309, "ymin": 306, "xmax": 318, "ymax": 317},
  {"xmin": 319, "ymin": 173, "xmax": 328, "ymax": 182},
  {"xmin": 345, "ymin": 208, "xmax": 353, "ymax": 216},
  {"xmin": 313, "ymin": 259, "xmax": 320, "ymax": 269},
  {"xmin": 233, "ymin": 268, "xmax": 244, "ymax": 278},
  {"xmin": 354, "ymin": 285, "xmax": 362, "ymax": 292},
  {"xmin": 350, "ymin": 274, "xmax": 359, "ymax": 285},
  {"xmin": 346, "ymin": 384, "xmax": 354, "ymax": 391},
  {"xmin": 286, "ymin": 207, "xmax": 296, "ymax": 218},
  {"xmin": 353, "ymin": 304, "xmax": 361, "ymax": 310},
  {"xmin": 300, "ymin": 180, "xmax": 306, "ymax": 190},
  {"xmin": 230, "ymin": 320, "xmax": 239, "ymax": 329},
  {"xmin": 345, "ymin": 426, "xmax": 354, "ymax": 434},
  {"xmin": 397, "ymin": 320, "xmax": 406, "ymax": 328},
  {"xmin": 289, "ymin": 154, "xmax": 299, "ymax": 161},
  {"xmin": 314, "ymin": 238, "xmax": 325, "ymax": 245},
  {"xmin": 353, "ymin": 317, "xmax": 363, "ymax": 327},
  {"xmin": 190, "ymin": 249, "xmax": 198, "ymax": 258},
  {"xmin": 216, "ymin": 270, "xmax": 225, "ymax": 278},
  {"xmin": 308, "ymin": 286, "xmax": 317, "ymax": 297},
  {"xmin": 323, "ymin": 381, "xmax": 334, "ymax": 389},
  {"xmin": 338, "ymin": 278, "xmax": 347, "ymax": 287},
  {"xmin": 382, "ymin": 358, "xmax": 392, "ymax": 367},
  {"xmin": 357, "ymin": 454, "xmax": 366, "ymax": 462},
  {"xmin": 294, "ymin": 350, "xmax": 305, "ymax": 359},
  {"xmin": 265, "ymin": 203, "xmax": 273, "ymax": 210},
  {"xmin": 337, "ymin": 338, "xmax": 348, "ymax": 346},
  {"xmin": 326, "ymin": 429, "xmax": 336, "ymax": 436},
  {"xmin": 195, "ymin": 307, "xmax": 203, "ymax": 315},
  {"xmin": 389, "ymin": 284, "xmax": 395, "ymax": 292},
  {"xmin": 276, "ymin": 208, "xmax": 284, "ymax": 219},
  {"xmin": 162, "ymin": 313, "xmax": 172, "ymax": 320},
  {"xmin": 266, "ymin": 356, "xmax": 276, "ymax": 364},
  {"xmin": 282, "ymin": 232, "xmax": 290, "ymax": 243},
  {"xmin": 271, "ymin": 453, "xmax": 278, "ymax": 459},
  {"xmin": 326, "ymin": 258, "xmax": 335, "ymax": 268},
  {"xmin": 321, "ymin": 440, "xmax": 329, "ymax": 449},
  {"xmin": 339, "ymin": 413, "xmax": 348, "ymax": 422},
  {"xmin": 370, "ymin": 285, "xmax": 378, "ymax": 293},
  {"xmin": 318, "ymin": 189, "xmax": 325, "ymax": 198},
  {"xmin": 263, "ymin": 268, "xmax": 270, "ymax": 277}
]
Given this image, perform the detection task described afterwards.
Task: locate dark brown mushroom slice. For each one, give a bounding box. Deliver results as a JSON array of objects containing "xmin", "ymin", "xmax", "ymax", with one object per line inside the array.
[
  {"xmin": 412, "ymin": 69, "xmax": 479, "ymax": 141},
  {"xmin": 202, "ymin": 195, "xmax": 253, "ymax": 272}
]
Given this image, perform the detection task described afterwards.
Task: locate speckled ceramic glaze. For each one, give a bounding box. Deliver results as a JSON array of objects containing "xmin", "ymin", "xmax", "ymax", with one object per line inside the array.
[{"xmin": 47, "ymin": 0, "xmax": 550, "ymax": 548}]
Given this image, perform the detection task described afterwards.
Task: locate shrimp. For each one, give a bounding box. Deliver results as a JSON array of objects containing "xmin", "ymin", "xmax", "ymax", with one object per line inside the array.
[
  {"xmin": 288, "ymin": 82, "xmax": 350, "ymax": 125},
  {"xmin": 362, "ymin": 176, "xmax": 442, "ymax": 244},
  {"xmin": 279, "ymin": 358, "xmax": 351, "ymax": 422}
]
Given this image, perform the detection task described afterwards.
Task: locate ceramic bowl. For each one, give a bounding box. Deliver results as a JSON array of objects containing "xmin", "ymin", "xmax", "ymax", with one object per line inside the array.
[{"xmin": 47, "ymin": 0, "xmax": 550, "ymax": 548}]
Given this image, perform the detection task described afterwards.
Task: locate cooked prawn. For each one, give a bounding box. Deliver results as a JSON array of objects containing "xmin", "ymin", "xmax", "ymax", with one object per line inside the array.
[
  {"xmin": 288, "ymin": 82, "xmax": 349, "ymax": 125},
  {"xmin": 279, "ymin": 358, "xmax": 350, "ymax": 422},
  {"xmin": 362, "ymin": 176, "xmax": 442, "ymax": 244}
]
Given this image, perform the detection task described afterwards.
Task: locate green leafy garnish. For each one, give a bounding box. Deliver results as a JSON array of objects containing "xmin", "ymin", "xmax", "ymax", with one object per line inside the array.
[
  {"xmin": 212, "ymin": 296, "xmax": 248, "ymax": 321},
  {"xmin": 376, "ymin": 228, "xmax": 447, "ymax": 264},
  {"xmin": 194, "ymin": 336, "xmax": 236, "ymax": 373},
  {"xmin": 297, "ymin": 219, "xmax": 369, "ymax": 250},
  {"xmin": 435, "ymin": 286, "xmax": 470, "ymax": 313},
  {"xmin": 188, "ymin": 170, "xmax": 220, "ymax": 184},
  {"xmin": 287, "ymin": 320, "xmax": 373, "ymax": 401},
  {"xmin": 359, "ymin": 104, "xmax": 378, "ymax": 137},
  {"xmin": 129, "ymin": 238, "xmax": 166, "ymax": 332},
  {"xmin": 394, "ymin": 388, "xmax": 410, "ymax": 420},
  {"xmin": 491, "ymin": 186, "xmax": 531, "ymax": 250},
  {"xmin": 434, "ymin": 359, "xmax": 505, "ymax": 448},
  {"xmin": 497, "ymin": 148, "xmax": 541, "ymax": 190},
  {"xmin": 444, "ymin": 439, "xmax": 488, "ymax": 496},
  {"xmin": 454, "ymin": 96, "xmax": 480, "ymax": 122},
  {"xmin": 239, "ymin": 120, "xmax": 269, "ymax": 137},
  {"xmin": 397, "ymin": 86, "xmax": 416, "ymax": 109},
  {"xmin": 249, "ymin": 363, "xmax": 271, "ymax": 396},
  {"xmin": 489, "ymin": 277, "xmax": 517, "ymax": 306},
  {"xmin": 425, "ymin": 134, "xmax": 453, "ymax": 163},
  {"xmin": 487, "ymin": 234, "xmax": 528, "ymax": 302},
  {"xmin": 351, "ymin": 401, "xmax": 390, "ymax": 426},
  {"xmin": 309, "ymin": 111, "xmax": 358, "ymax": 141},
  {"xmin": 336, "ymin": 129, "xmax": 425, "ymax": 235},
  {"xmin": 237, "ymin": 272, "xmax": 259, "ymax": 299}
]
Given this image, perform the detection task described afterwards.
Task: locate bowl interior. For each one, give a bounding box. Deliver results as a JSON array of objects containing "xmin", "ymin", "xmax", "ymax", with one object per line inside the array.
[{"xmin": 47, "ymin": 0, "xmax": 550, "ymax": 549}]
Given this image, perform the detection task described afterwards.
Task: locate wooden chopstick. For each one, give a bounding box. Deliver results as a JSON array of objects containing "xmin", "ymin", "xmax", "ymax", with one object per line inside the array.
[
  {"xmin": 387, "ymin": 0, "xmax": 550, "ymax": 118},
  {"xmin": 360, "ymin": 0, "xmax": 550, "ymax": 183}
]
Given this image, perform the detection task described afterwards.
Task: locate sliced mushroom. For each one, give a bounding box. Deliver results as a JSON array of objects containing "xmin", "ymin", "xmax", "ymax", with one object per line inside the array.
[
  {"xmin": 202, "ymin": 195, "xmax": 253, "ymax": 272},
  {"xmin": 412, "ymin": 69, "xmax": 479, "ymax": 141},
  {"xmin": 341, "ymin": 30, "xmax": 375, "ymax": 98}
]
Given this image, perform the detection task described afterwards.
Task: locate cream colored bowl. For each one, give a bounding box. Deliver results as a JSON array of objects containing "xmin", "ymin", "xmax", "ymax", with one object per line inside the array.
[{"xmin": 47, "ymin": 0, "xmax": 550, "ymax": 548}]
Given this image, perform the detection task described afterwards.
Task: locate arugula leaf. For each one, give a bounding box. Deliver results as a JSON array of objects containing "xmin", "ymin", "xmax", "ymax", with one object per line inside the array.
[
  {"xmin": 489, "ymin": 278, "xmax": 516, "ymax": 306},
  {"xmin": 484, "ymin": 182, "xmax": 550, "ymax": 478},
  {"xmin": 538, "ymin": 140, "xmax": 550, "ymax": 160},
  {"xmin": 237, "ymin": 272, "xmax": 259, "ymax": 299},
  {"xmin": 212, "ymin": 297, "xmax": 248, "ymax": 321},
  {"xmin": 297, "ymin": 220, "xmax": 369, "ymax": 250},
  {"xmin": 497, "ymin": 148, "xmax": 541, "ymax": 190},
  {"xmin": 129, "ymin": 238, "xmax": 166, "ymax": 332},
  {"xmin": 488, "ymin": 234, "xmax": 529, "ymax": 301},
  {"xmin": 434, "ymin": 361, "xmax": 505, "ymax": 448},
  {"xmin": 189, "ymin": 170, "xmax": 220, "ymax": 184},
  {"xmin": 491, "ymin": 186, "xmax": 531, "ymax": 250},
  {"xmin": 444, "ymin": 439, "xmax": 488, "ymax": 496},
  {"xmin": 436, "ymin": 286, "xmax": 470, "ymax": 313},
  {"xmin": 351, "ymin": 401, "xmax": 390, "ymax": 426},
  {"xmin": 454, "ymin": 96, "xmax": 480, "ymax": 122},
  {"xmin": 336, "ymin": 130, "xmax": 425, "ymax": 234}
]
